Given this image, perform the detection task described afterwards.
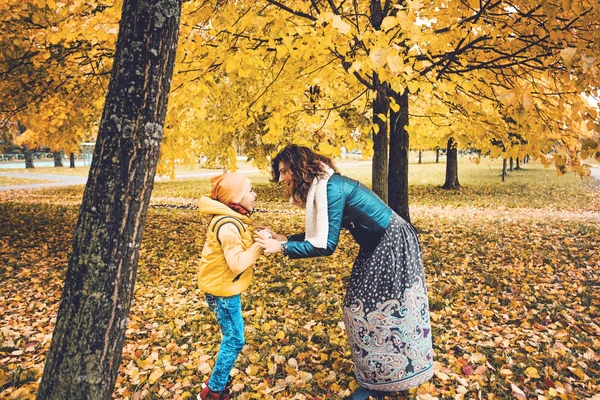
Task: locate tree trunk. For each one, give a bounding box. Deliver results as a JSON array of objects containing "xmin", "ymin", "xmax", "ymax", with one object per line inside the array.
[
  {"xmin": 509, "ymin": 157, "xmax": 514, "ymax": 171},
  {"xmin": 70, "ymin": 153, "xmax": 76, "ymax": 168},
  {"xmin": 442, "ymin": 138, "xmax": 460, "ymax": 189},
  {"xmin": 436, "ymin": 147, "xmax": 440, "ymax": 163},
  {"xmin": 515, "ymin": 157, "xmax": 521, "ymax": 170},
  {"xmin": 371, "ymin": 74, "xmax": 389, "ymax": 203},
  {"xmin": 388, "ymin": 89, "xmax": 410, "ymax": 222},
  {"xmin": 17, "ymin": 122, "xmax": 35, "ymax": 169},
  {"xmin": 502, "ymin": 158, "xmax": 507, "ymax": 181},
  {"xmin": 53, "ymin": 151, "xmax": 64, "ymax": 167},
  {"xmin": 418, "ymin": 150, "xmax": 422, "ymax": 164},
  {"xmin": 36, "ymin": 1, "xmax": 181, "ymax": 399},
  {"xmin": 23, "ymin": 145, "xmax": 35, "ymax": 169}
]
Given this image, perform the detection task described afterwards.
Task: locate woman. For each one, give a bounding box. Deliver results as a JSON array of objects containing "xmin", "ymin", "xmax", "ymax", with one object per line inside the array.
[{"xmin": 255, "ymin": 145, "xmax": 433, "ymax": 400}]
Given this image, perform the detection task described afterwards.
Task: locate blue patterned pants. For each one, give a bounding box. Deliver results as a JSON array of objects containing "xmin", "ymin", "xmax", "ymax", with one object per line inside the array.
[{"xmin": 205, "ymin": 294, "xmax": 245, "ymax": 393}]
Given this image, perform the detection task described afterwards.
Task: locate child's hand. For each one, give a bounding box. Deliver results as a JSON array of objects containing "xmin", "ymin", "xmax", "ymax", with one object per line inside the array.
[{"xmin": 254, "ymin": 230, "xmax": 283, "ymax": 254}]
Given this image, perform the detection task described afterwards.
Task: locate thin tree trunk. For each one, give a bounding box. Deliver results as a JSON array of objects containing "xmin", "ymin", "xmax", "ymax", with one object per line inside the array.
[
  {"xmin": 371, "ymin": 73, "xmax": 389, "ymax": 203},
  {"xmin": 436, "ymin": 147, "xmax": 440, "ymax": 163},
  {"xmin": 442, "ymin": 138, "xmax": 460, "ymax": 189},
  {"xmin": 37, "ymin": 1, "xmax": 181, "ymax": 399},
  {"xmin": 418, "ymin": 150, "xmax": 422, "ymax": 164},
  {"xmin": 388, "ymin": 89, "xmax": 410, "ymax": 222},
  {"xmin": 53, "ymin": 151, "xmax": 64, "ymax": 167},
  {"xmin": 17, "ymin": 122, "xmax": 35, "ymax": 169},
  {"xmin": 515, "ymin": 157, "xmax": 521, "ymax": 170},
  {"xmin": 70, "ymin": 153, "xmax": 76, "ymax": 168},
  {"xmin": 23, "ymin": 145, "xmax": 35, "ymax": 169},
  {"xmin": 502, "ymin": 158, "xmax": 507, "ymax": 181},
  {"xmin": 509, "ymin": 157, "xmax": 514, "ymax": 171}
]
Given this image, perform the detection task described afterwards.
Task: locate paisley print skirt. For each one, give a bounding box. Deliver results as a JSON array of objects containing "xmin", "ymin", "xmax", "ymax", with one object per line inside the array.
[{"xmin": 343, "ymin": 213, "xmax": 434, "ymax": 391}]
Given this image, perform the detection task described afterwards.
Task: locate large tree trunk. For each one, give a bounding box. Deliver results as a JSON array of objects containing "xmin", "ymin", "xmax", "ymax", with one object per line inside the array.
[
  {"xmin": 53, "ymin": 151, "xmax": 64, "ymax": 167},
  {"xmin": 70, "ymin": 153, "xmax": 76, "ymax": 168},
  {"xmin": 442, "ymin": 137, "xmax": 460, "ymax": 189},
  {"xmin": 515, "ymin": 157, "xmax": 521, "ymax": 170},
  {"xmin": 371, "ymin": 73, "xmax": 389, "ymax": 202},
  {"xmin": 509, "ymin": 157, "xmax": 514, "ymax": 171},
  {"xmin": 36, "ymin": 1, "xmax": 181, "ymax": 399},
  {"xmin": 388, "ymin": 89, "xmax": 410, "ymax": 222}
]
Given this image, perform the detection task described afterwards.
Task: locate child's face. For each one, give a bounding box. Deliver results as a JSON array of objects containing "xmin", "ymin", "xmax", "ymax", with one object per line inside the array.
[{"xmin": 239, "ymin": 186, "xmax": 257, "ymax": 212}]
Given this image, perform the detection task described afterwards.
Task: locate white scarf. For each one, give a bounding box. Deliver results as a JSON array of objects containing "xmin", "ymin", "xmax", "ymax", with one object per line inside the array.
[{"xmin": 303, "ymin": 165, "xmax": 334, "ymax": 249}]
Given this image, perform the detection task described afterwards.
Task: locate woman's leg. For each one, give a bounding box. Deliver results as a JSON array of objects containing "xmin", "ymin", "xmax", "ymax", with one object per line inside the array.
[{"xmin": 205, "ymin": 294, "xmax": 245, "ymax": 393}]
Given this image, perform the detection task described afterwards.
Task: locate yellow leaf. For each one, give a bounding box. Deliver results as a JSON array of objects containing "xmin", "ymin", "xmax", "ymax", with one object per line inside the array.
[
  {"xmin": 331, "ymin": 15, "xmax": 351, "ymax": 35},
  {"xmin": 568, "ymin": 367, "xmax": 586, "ymax": 380},
  {"xmin": 381, "ymin": 16, "xmax": 398, "ymax": 31},
  {"xmin": 370, "ymin": 48, "xmax": 388, "ymax": 69},
  {"xmin": 148, "ymin": 369, "xmax": 163, "ymax": 384},
  {"xmin": 524, "ymin": 367, "xmax": 540, "ymax": 378}
]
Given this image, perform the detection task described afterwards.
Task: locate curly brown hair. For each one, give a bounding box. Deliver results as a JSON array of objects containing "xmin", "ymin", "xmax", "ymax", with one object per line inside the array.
[{"xmin": 271, "ymin": 145, "xmax": 338, "ymax": 204}]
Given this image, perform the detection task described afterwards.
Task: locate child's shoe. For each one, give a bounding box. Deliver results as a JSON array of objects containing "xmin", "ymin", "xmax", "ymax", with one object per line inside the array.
[{"xmin": 197, "ymin": 381, "xmax": 231, "ymax": 400}]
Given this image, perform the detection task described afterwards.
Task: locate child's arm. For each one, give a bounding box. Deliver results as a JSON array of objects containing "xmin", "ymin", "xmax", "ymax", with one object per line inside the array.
[{"xmin": 218, "ymin": 224, "xmax": 262, "ymax": 275}]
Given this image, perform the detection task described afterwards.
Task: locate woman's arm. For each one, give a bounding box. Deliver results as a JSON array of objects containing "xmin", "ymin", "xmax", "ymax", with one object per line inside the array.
[
  {"xmin": 255, "ymin": 177, "xmax": 345, "ymax": 258},
  {"xmin": 219, "ymin": 224, "xmax": 262, "ymax": 275},
  {"xmin": 285, "ymin": 185, "xmax": 343, "ymax": 258}
]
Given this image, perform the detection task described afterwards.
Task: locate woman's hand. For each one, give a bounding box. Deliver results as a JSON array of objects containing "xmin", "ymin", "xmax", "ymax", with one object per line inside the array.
[{"xmin": 254, "ymin": 230, "xmax": 283, "ymax": 254}]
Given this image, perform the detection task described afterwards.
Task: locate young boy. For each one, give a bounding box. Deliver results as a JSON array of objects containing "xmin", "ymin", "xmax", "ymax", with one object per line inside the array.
[{"xmin": 197, "ymin": 173, "xmax": 262, "ymax": 400}]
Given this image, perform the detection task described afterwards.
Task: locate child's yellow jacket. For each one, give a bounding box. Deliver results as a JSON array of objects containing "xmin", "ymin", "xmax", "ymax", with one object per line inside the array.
[{"xmin": 197, "ymin": 196, "xmax": 262, "ymax": 296}]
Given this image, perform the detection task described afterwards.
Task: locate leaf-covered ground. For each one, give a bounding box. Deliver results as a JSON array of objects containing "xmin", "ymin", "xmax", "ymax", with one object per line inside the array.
[{"xmin": 1, "ymin": 161, "xmax": 599, "ymax": 399}]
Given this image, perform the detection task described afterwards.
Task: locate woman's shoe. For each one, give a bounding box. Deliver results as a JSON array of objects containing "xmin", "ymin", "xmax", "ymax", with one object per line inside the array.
[{"xmin": 345, "ymin": 385, "xmax": 389, "ymax": 400}]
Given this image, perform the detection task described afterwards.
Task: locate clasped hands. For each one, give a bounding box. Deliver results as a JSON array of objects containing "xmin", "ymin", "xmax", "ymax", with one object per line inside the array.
[{"xmin": 254, "ymin": 226, "xmax": 285, "ymax": 254}]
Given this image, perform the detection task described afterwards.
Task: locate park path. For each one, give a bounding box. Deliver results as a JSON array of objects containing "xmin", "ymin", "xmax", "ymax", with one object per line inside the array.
[
  {"xmin": 0, "ymin": 170, "xmax": 259, "ymax": 191},
  {"xmin": 0, "ymin": 162, "xmax": 374, "ymax": 191}
]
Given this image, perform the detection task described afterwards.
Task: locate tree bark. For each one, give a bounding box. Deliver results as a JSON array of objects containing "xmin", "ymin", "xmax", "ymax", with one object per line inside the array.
[
  {"xmin": 502, "ymin": 158, "xmax": 507, "ymax": 181},
  {"xmin": 436, "ymin": 147, "xmax": 440, "ymax": 163},
  {"xmin": 418, "ymin": 150, "xmax": 422, "ymax": 164},
  {"xmin": 388, "ymin": 89, "xmax": 410, "ymax": 222},
  {"xmin": 442, "ymin": 137, "xmax": 460, "ymax": 189},
  {"xmin": 17, "ymin": 122, "xmax": 35, "ymax": 169},
  {"xmin": 53, "ymin": 151, "xmax": 64, "ymax": 167},
  {"xmin": 515, "ymin": 157, "xmax": 521, "ymax": 170},
  {"xmin": 509, "ymin": 157, "xmax": 514, "ymax": 171},
  {"xmin": 23, "ymin": 145, "xmax": 35, "ymax": 169},
  {"xmin": 36, "ymin": 1, "xmax": 181, "ymax": 399},
  {"xmin": 70, "ymin": 153, "xmax": 76, "ymax": 168},
  {"xmin": 371, "ymin": 73, "xmax": 389, "ymax": 203}
]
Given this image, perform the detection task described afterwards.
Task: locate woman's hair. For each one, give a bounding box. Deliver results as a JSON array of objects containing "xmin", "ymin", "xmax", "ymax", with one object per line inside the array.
[{"xmin": 271, "ymin": 145, "xmax": 337, "ymax": 203}]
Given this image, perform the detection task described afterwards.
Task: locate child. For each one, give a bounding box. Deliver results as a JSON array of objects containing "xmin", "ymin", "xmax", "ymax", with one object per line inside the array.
[{"xmin": 197, "ymin": 173, "xmax": 262, "ymax": 400}]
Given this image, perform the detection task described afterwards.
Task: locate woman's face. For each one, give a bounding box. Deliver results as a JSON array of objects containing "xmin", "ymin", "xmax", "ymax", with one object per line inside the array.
[
  {"xmin": 239, "ymin": 186, "xmax": 257, "ymax": 212},
  {"xmin": 278, "ymin": 161, "xmax": 293, "ymax": 186}
]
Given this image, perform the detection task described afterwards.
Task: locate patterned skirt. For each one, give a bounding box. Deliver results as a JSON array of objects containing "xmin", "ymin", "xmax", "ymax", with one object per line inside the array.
[{"xmin": 343, "ymin": 213, "xmax": 434, "ymax": 391}]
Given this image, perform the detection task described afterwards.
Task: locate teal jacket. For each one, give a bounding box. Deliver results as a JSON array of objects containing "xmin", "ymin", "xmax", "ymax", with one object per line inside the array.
[{"xmin": 286, "ymin": 174, "xmax": 392, "ymax": 259}]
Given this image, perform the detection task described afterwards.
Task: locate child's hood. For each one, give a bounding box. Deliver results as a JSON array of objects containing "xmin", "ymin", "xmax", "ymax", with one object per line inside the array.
[{"xmin": 198, "ymin": 196, "xmax": 251, "ymax": 222}]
